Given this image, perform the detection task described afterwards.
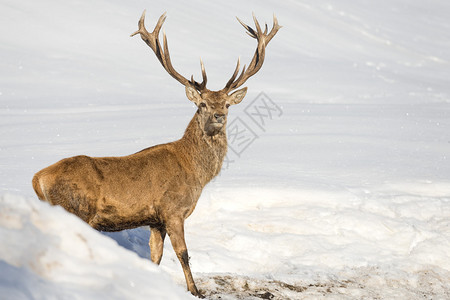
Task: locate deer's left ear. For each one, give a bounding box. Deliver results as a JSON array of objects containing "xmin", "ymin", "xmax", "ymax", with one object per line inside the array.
[
  {"xmin": 229, "ymin": 87, "xmax": 247, "ymax": 105},
  {"xmin": 185, "ymin": 85, "xmax": 202, "ymax": 106}
]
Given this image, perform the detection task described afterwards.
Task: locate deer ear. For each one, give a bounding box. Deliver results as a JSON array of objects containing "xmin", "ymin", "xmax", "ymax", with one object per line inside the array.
[
  {"xmin": 229, "ymin": 87, "xmax": 247, "ymax": 105},
  {"xmin": 185, "ymin": 85, "xmax": 202, "ymax": 105}
]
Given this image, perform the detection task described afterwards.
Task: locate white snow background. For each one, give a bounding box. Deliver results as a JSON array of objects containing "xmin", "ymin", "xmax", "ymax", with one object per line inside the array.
[{"xmin": 1, "ymin": 0, "xmax": 449, "ymax": 299}]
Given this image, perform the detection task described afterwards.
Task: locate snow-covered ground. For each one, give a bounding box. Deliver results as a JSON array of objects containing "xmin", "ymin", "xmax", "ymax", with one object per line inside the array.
[{"xmin": 1, "ymin": 0, "xmax": 449, "ymax": 299}]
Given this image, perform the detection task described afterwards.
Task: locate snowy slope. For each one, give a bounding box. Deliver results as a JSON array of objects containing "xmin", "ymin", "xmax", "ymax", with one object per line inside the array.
[
  {"xmin": 0, "ymin": 194, "xmax": 191, "ymax": 299},
  {"xmin": 1, "ymin": 0, "xmax": 450, "ymax": 299}
]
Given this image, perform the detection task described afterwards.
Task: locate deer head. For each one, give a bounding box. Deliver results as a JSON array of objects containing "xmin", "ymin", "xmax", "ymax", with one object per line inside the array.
[{"xmin": 131, "ymin": 11, "xmax": 281, "ymax": 137}]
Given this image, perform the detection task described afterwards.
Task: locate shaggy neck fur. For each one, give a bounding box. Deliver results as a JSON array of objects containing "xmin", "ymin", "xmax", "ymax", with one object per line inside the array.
[{"xmin": 180, "ymin": 111, "xmax": 227, "ymax": 186}]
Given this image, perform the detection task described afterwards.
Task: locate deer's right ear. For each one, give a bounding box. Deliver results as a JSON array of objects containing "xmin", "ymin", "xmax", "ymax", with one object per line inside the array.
[
  {"xmin": 229, "ymin": 87, "xmax": 247, "ymax": 105},
  {"xmin": 185, "ymin": 86, "xmax": 202, "ymax": 106}
]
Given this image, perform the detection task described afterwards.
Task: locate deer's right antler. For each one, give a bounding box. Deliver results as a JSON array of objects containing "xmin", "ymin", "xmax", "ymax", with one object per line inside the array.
[
  {"xmin": 221, "ymin": 13, "xmax": 281, "ymax": 93},
  {"xmin": 131, "ymin": 10, "xmax": 208, "ymax": 92}
]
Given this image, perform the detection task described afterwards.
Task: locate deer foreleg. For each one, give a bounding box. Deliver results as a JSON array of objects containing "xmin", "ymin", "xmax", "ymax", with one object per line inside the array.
[{"xmin": 166, "ymin": 219, "xmax": 203, "ymax": 298}]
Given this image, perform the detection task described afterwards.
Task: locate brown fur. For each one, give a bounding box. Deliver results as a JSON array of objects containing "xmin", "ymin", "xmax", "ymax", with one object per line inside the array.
[{"xmin": 33, "ymin": 11, "xmax": 280, "ymax": 298}]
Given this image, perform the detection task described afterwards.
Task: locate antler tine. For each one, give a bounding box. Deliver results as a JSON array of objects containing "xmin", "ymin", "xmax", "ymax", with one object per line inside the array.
[
  {"xmin": 231, "ymin": 64, "xmax": 247, "ymax": 89},
  {"xmin": 130, "ymin": 10, "xmax": 148, "ymax": 37},
  {"xmin": 199, "ymin": 58, "xmax": 207, "ymax": 89},
  {"xmin": 132, "ymin": 11, "xmax": 207, "ymax": 91},
  {"xmin": 236, "ymin": 17, "xmax": 257, "ymax": 39},
  {"xmin": 222, "ymin": 13, "xmax": 281, "ymax": 93},
  {"xmin": 266, "ymin": 14, "xmax": 282, "ymax": 45},
  {"xmin": 224, "ymin": 57, "xmax": 241, "ymax": 89},
  {"xmin": 130, "ymin": 11, "xmax": 166, "ymax": 52},
  {"xmin": 189, "ymin": 59, "xmax": 208, "ymax": 91},
  {"xmin": 252, "ymin": 12, "xmax": 263, "ymax": 36}
]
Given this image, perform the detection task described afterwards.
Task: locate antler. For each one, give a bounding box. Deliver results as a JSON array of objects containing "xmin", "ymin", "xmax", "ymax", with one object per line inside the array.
[
  {"xmin": 131, "ymin": 10, "xmax": 207, "ymax": 91},
  {"xmin": 222, "ymin": 13, "xmax": 281, "ymax": 93}
]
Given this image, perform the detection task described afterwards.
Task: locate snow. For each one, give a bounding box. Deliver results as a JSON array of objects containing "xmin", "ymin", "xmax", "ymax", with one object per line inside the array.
[
  {"xmin": 1, "ymin": 0, "xmax": 450, "ymax": 299},
  {"xmin": 0, "ymin": 194, "xmax": 189, "ymax": 299}
]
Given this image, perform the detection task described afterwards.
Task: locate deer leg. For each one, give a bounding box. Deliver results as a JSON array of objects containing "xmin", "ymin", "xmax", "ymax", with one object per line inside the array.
[
  {"xmin": 166, "ymin": 219, "xmax": 203, "ymax": 298},
  {"xmin": 149, "ymin": 225, "xmax": 166, "ymax": 265}
]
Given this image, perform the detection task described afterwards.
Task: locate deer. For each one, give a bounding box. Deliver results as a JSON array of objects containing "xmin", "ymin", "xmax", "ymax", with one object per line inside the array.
[{"xmin": 32, "ymin": 10, "xmax": 280, "ymax": 297}]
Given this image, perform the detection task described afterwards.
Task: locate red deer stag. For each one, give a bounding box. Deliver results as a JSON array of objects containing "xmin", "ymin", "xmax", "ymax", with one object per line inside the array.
[{"xmin": 32, "ymin": 10, "xmax": 280, "ymax": 297}]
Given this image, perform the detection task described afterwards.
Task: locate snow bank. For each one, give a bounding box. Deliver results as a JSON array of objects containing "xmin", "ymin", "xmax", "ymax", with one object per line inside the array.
[
  {"xmin": 0, "ymin": 194, "xmax": 191, "ymax": 300},
  {"xmin": 190, "ymin": 185, "xmax": 450, "ymax": 274},
  {"xmin": 186, "ymin": 184, "xmax": 450, "ymax": 298}
]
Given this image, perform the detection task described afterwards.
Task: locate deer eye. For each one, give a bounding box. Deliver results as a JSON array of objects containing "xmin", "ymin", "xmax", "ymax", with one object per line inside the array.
[{"xmin": 199, "ymin": 102, "xmax": 207, "ymax": 108}]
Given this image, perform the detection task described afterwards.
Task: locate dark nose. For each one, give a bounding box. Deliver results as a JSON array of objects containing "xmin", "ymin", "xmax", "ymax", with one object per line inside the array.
[{"xmin": 214, "ymin": 113, "xmax": 226, "ymax": 123}]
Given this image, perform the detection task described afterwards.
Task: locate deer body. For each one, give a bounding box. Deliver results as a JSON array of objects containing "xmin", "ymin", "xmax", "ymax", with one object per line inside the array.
[
  {"xmin": 33, "ymin": 112, "xmax": 225, "ymax": 231},
  {"xmin": 33, "ymin": 11, "xmax": 280, "ymax": 297}
]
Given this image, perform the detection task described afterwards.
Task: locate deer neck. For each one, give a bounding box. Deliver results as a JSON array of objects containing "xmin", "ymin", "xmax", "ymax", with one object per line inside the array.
[{"xmin": 180, "ymin": 111, "xmax": 227, "ymax": 185}]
